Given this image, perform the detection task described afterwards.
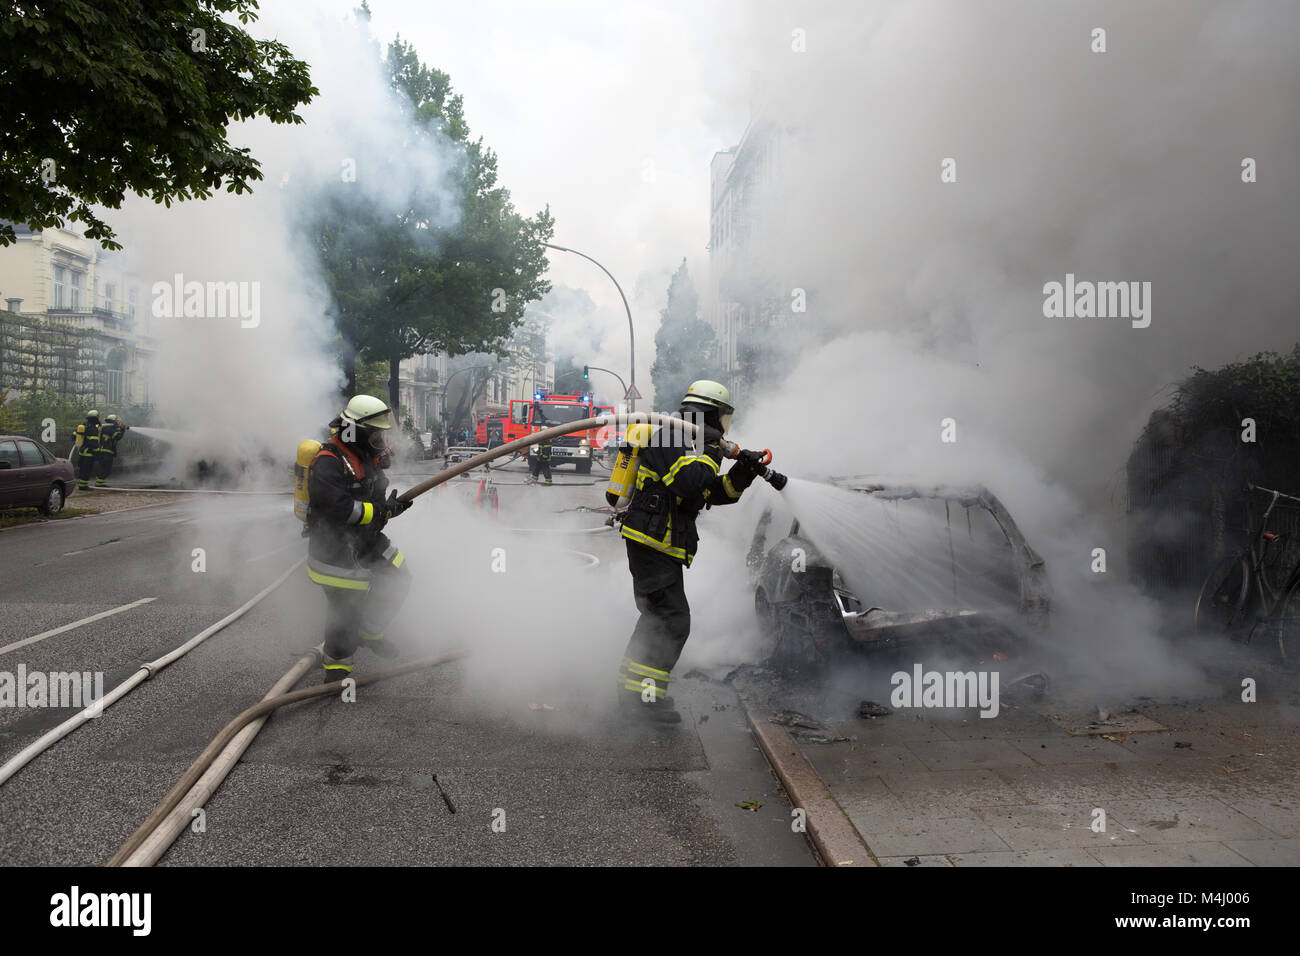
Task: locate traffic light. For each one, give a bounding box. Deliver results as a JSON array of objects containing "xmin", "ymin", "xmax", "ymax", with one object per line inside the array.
[{"xmin": 582, "ymin": 365, "xmax": 589, "ymax": 380}]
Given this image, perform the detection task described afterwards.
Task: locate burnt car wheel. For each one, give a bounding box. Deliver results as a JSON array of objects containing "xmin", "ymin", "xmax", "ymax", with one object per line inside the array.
[
  {"xmin": 761, "ymin": 588, "xmax": 845, "ymax": 674},
  {"xmin": 38, "ymin": 483, "xmax": 65, "ymax": 516}
]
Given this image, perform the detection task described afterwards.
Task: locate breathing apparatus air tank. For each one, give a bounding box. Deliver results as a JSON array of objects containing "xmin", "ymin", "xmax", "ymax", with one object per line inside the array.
[
  {"xmin": 604, "ymin": 422, "xmax": 653, "ymax": 507},
  {"xmin": 294, "ymin": 439, "xmax": 322, "ymax": 520}
]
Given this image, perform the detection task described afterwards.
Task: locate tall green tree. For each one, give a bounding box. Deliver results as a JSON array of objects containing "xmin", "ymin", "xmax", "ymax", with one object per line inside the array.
[
  {"xmin": 0, "ymin": 0, "xmax": 315, "ymax": 249},
  {"xmin": 650, "ymin": 259, "xmax": 725, "ymax": 410},
  {"xmin": 307, "ymin": 28, "xmax": 553, "ymax": 411}
]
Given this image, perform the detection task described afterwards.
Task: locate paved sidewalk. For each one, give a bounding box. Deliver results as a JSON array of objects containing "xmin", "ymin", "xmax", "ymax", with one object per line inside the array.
[{"xmin": 742, "ymin": 680, "xmax": 1299, "ymax": 867}]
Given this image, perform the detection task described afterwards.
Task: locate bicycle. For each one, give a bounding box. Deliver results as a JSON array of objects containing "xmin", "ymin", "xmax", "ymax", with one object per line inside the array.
[{"xmin": 1194, "ymin": 483, "xmax": 1300, "ymax": 660}]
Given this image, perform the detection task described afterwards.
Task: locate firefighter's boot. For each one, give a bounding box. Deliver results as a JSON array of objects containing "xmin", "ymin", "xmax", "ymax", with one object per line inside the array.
[
  {"xmin": 323, "ymin": 655, "xmax": 353, "ymax": 683},
  {"xmin": 617, "ymin": 659, "xmax": 681, "ymax": 724}
]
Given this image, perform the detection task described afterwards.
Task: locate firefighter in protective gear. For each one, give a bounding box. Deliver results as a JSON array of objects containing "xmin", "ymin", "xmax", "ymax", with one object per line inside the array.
[
  {"xmin": 615, "ymin": 380, "xmax": 760, "ymax": 723},
  {"xmin": 74, "ymin": 410, "xmax": 101, "ymax": 489},
  {"xmin": 93, "ymin": 414, "xmax": 128, "ymax": 487},
  {"xmin": 527, "ymin": 436, "xmax": 553, "ymax": 485},
  {"xmin": 306, "ymin": 395, "xmax": 414, "ymax": 682}
]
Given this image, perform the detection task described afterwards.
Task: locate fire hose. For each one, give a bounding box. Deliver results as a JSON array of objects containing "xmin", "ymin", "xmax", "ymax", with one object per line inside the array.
[
  {"xmin": 106, "ymin": 650, "xmax": 468, "ymax": 866},
  {"xmin": 396, "ymin": 413, "xmax": 787, "ymax": 502}
]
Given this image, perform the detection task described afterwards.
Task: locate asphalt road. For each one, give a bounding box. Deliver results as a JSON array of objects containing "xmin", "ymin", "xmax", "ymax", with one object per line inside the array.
[{"xmin": 0, "ymin": 460, "xmax": 814, "ymax": 866}]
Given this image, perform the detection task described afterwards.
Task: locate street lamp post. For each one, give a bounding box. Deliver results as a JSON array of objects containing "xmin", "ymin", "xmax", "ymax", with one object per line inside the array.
[{"xmin": 544, "ymin": 242, "xmax": 636, "ymax": 411}]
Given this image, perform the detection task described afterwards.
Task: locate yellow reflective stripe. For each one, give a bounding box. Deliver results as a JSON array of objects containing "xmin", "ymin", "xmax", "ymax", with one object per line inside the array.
[
  {"xmin": 306, "ymin": 566, "xmax": 371, "ymax": 590},
  {"xmin": 391, "ymin": 550, "xmax": 404, "ymax": 568},
  {"xmin": 664, "ymin": 454, "xmax": 718, "ymax": 486},
  {"xmin": 620, "ymin": 524, "xmax": 687, "ymax": 559},
  {"xmin": 358, "ymin": 501, "xmax": 375, "ymax": 525},
  {"xmin": 623, "ymin": 658, "xmax": 670, "ymax": 680},
  {"xmin": 635, "ymin": 465, "xmax": 661, "ymax": 491},
  {"xmin": 723, "ymin": 474, "xmax": 741, "ymax": 499},
  {"xmin": 323, "ymin": 662, "xmax": 354, "ymax": 672},
  {"xmin": 618, "ymin": 678, "xmax": 666, "ymax": 698},
  {"xmin": 361, "ymin": 631, "xmax": 384, "ymax": 641}
]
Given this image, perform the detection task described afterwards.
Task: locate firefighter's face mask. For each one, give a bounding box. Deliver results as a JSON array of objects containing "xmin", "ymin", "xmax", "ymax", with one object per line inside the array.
[{"xmin": 719, "ymin": 410, "xmax": 734, "ymax": 435}]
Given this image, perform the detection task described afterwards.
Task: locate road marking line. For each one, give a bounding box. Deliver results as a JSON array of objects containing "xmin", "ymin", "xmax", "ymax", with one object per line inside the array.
[
  {"xmin": 0, "ymin": 598, "xmax": 157, "ymax": 657},
  {"xmin": 247, "ymin": 542, "xmax": 303, "ymax": 563}
]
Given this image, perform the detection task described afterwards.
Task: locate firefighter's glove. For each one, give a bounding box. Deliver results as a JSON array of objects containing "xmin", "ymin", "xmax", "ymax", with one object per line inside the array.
[
  {"xmin": 726, "ymin": 451, "xmax": 763, "ymax": 489},
  {"xmin": 384, "ymin": 490, "xmax": 412, "ymax": 520}
]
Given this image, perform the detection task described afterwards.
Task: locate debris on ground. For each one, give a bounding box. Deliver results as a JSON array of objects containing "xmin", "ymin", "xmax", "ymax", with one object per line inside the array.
[
  {"xmin": 1003, "ymin": 672, "xmax": 1049, "ymax": 700},
  {"xmin": 770, "ymin": 710, "xmax": 825, "ymax": 730},
  {"xmin": 791, "ymin": 731, "xmax": 851, "ymax": 744},
  {"xmin": 903, "ymin": 857, "xmax": 921, "ymax": 867},
  {"xmin": 857, "ymin": 700, "xmax": 892, "ymax": 719},
  {"xmin": 432, "ymin": 774, "xmax": 457, "ymax": 814},
  {"xmin": 1174, "ymin": 740, "xmax": 1193, "ymax": 749},
  {"xmin": 734, "ymin": 797, "xmax": 764, "ymax": 812}
]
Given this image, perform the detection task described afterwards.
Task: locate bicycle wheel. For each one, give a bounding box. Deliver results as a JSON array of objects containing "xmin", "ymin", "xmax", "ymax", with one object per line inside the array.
[
  {"xmin": 1194, "ymin": 553, "xmax": 1251, "ymax": 634},
  {"xmin": 1271, "ymin": 578, "xmax": 1300, "ymax": 661}
]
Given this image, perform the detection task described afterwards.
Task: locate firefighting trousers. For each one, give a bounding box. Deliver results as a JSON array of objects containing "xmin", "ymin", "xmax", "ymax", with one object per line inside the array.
[
  {"xmin": 529, "ymin": 455, "xmax": 552, "ymax": 481},
  {"xmin": 76, "ymin": 453, "xmax": 95, "ymax": 484},
  {"xmin": 310, "ymin": 545, "xmax": 412, "ymax": 664},
  {"xmin": 93, "ymin": 452, "xmax": 115, "ymax": 481},
  {"xmin": 618, "ymin": 540, "xmax": 690, "ymax": 698}
]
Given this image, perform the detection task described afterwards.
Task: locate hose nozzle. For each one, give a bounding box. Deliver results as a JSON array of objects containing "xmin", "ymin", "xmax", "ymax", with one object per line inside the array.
[{"xmin": 764, "ymin": 469, "xmax": 788, "ymax": 492}]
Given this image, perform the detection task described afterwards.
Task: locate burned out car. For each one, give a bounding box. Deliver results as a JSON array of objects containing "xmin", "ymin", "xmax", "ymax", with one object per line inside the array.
[{"xmin": 747, "ymin": 480, "xmax": 1050, "ymax": 669}]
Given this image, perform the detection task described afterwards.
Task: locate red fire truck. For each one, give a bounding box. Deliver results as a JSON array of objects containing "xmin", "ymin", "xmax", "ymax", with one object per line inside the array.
[{"xmin": 499, "ymin": 391, "xmax": 599, "ymax": 473}]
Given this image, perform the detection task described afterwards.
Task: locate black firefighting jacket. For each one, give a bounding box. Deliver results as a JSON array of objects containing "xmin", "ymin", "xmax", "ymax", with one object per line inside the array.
[
  {"xmin": 620, "ymin": 424, "xmax": 755, "ymax": 566},
  {"xmin": 95, "ymin": 423, "xmax": 126, "ymax": 456},
  {"xmin": 306, "ymin": 437, "xmax": 392, "ymax": 570},
  {"xmin": 75, "ymin": 420, "xmax": 100, "ymax": 458}
]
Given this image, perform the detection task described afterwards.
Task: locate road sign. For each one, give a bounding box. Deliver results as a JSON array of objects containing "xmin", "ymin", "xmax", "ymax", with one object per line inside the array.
[{"xmin": 624, "ymin": 383, "xmax": 642, "ymax": 401}]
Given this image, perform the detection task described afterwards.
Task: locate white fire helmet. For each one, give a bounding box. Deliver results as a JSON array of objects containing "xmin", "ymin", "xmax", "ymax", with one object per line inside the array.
[{"xmin": 681, "ymin": 380, "xmax": 734, "ymax": 434}]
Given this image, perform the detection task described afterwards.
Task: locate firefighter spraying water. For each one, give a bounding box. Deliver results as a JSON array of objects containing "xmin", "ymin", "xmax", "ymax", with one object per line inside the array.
[{"xmin": 606, "ymin": 380, "xmax": 787, "ymax": 724}]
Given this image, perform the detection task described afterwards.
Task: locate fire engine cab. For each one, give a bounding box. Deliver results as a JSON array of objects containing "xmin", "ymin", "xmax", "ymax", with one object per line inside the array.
[{"xmin": 504, "ymin": 391, "xmax": 598, "ymax": 473}]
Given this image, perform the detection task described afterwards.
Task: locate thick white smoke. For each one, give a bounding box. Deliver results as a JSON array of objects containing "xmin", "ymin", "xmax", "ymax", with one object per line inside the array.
[
  {"xmin": 677, "ymin": 0, "xmax": 1300, "ymax": 698},
  {"xmin": 112, "ymin": 5, "xmax": 465, "ymax": 474}
]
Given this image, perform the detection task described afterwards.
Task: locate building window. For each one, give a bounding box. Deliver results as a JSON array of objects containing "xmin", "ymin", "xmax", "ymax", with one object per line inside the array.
[
  {"xmin": 70, "ymin": 271, "xmax": 84, "ymax": 310},
  {"xmin": 52, "ymin": 266, "xmax": 66, "ymax": 308},
  {"xmin": 105, "ymin": 282, "xmax": 117, "ymax": 312},
  {"xmin": 105, "ymin": 347, "xmax": 126, "ymax": 404},
  {"xmin": 128, "ymin": 287, "xmax": 137, "ymax": 320}
]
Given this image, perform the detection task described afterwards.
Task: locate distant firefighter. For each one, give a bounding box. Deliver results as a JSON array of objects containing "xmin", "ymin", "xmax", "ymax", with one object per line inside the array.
[
  {"xmin": 527, "ymin": 436, "xmax": 553, "ymax": 485},
  {"xmin": 73, "ymin": 409, "xmax": 101, "ymax": 490},
  {"xmin": 93, "ymin": 414, "xmax": 129, "ymax": 487}
]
